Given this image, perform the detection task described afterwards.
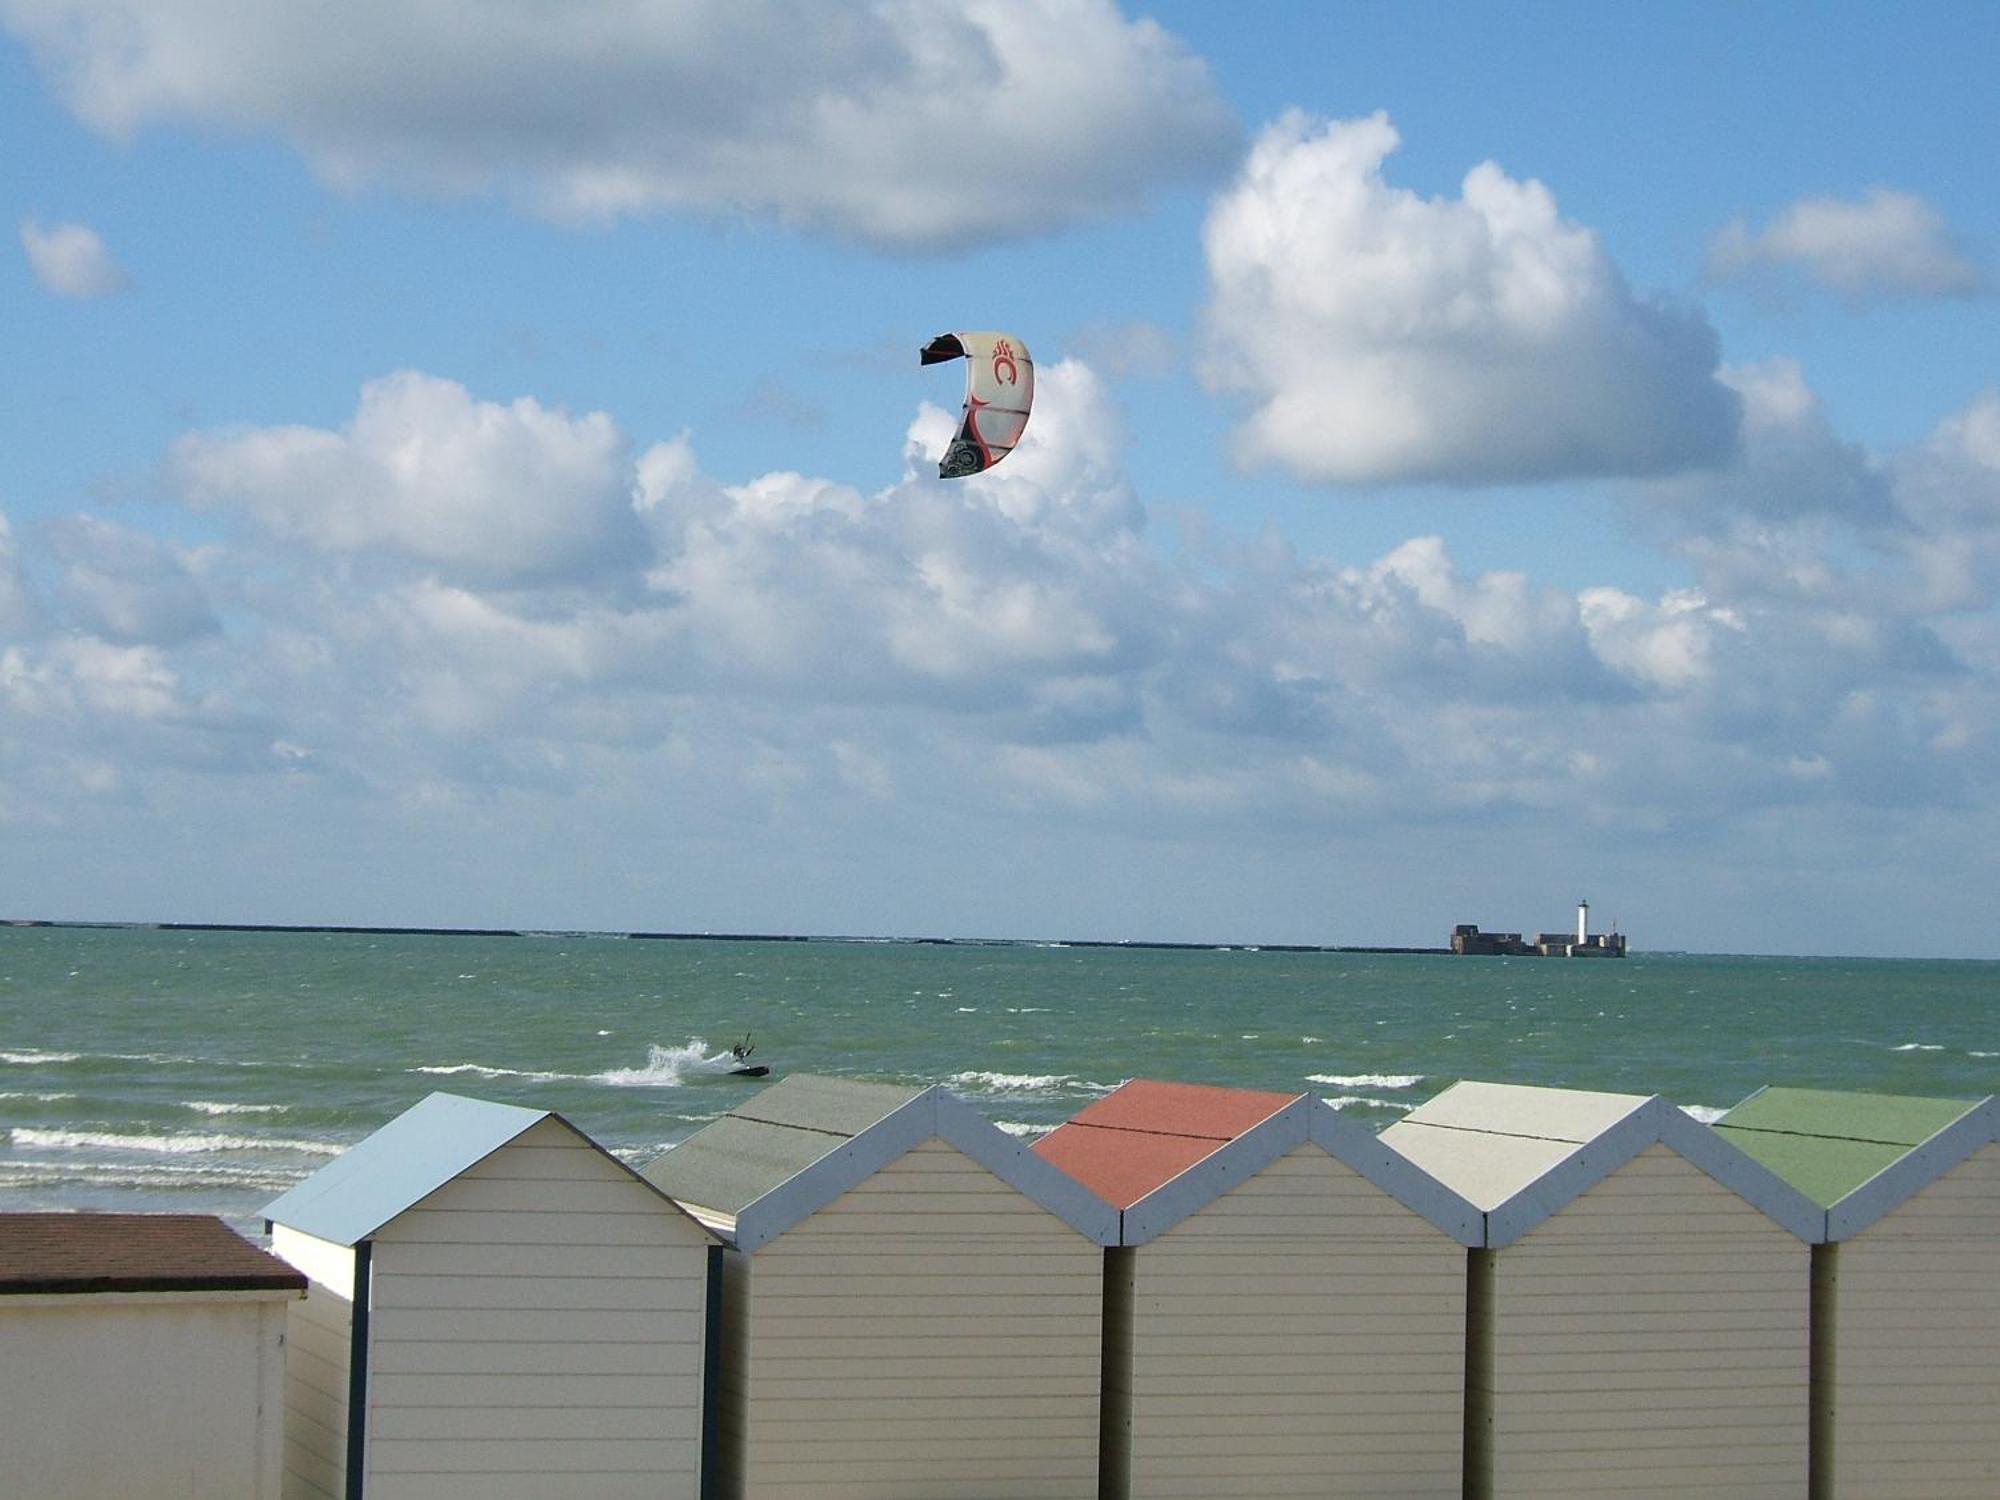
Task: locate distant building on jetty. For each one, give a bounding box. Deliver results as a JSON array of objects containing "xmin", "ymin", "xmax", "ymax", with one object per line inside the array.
[{"xmin": 1452, "ymin": 899, "xmax": 1627, "ymax": 957}]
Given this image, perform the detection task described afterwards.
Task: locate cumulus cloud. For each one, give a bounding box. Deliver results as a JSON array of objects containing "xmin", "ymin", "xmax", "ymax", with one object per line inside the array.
[
  {"xmin": 1, "ymin": 0, "xmax": 1237, "ymax": 251},
  {"xmin": 1710, "ymin": 188, "xmax": 1985, "ymax": 301},
  {"xmin": 0, "ymin": 514, "xmax": 43, "ymax": 637},
  {"xmin": 1643, "ymin": 358, "xmax": 1894, "ymax": 531},
  {"xmin": 46, "ymin": 516, "xmax": 217, "ymax": 644},
  {"xmin": 7, "ymin": 361, "xmax": 2000, "ymax": 949},
  {"xmin": 18, "ymin": 217, "xmax": 128, "ymax": 297},
  {"xmin": 1200, "ymin": 111, "xmax": 1738, "ymax": 486},
  {"xmin": 170, "ymin": 371, "xmax": 646, "ymax": 586}
]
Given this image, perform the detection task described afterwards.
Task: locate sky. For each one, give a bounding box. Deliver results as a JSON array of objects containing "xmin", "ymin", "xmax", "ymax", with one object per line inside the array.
[{"xmin": 2, "ymin": 1, "xmax": 1998, "ymax": 957}]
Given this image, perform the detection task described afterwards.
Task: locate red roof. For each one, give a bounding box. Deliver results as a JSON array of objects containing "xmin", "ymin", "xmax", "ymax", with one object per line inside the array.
[
  {"xmin": 0, "ymin": 1213, "xmax": 307, "ymax": 1297},
  {"xmin": 1032, "ymin": 1079, "xmax": 1298, "ymax": 1209}
]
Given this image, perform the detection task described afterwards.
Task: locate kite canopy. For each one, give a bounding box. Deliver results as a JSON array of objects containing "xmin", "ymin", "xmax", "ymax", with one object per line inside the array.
[{"xmin": 921, "ymin": 331, "xmax": 1033, "ymax": 478}]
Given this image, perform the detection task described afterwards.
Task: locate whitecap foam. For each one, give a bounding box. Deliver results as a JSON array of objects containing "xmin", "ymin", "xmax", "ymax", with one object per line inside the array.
[
  {"xmin": 411, "ymin": 1062, "xmax": 582, "ymax": 1083},
  {"xmin": 184, "ymin": 1100, "xmax": 289, "ymax": 1116},
  {"xmin": 594, "ymin": 1040, "xmax": 750, "ymax": 1088},
  {"xmin": 1320, "ymin": 1095, "xmax": 1414, "ymax": 1113},
  {"xmin": 946, "ymin": 1070, "xmax": 1075, "ymax": 1095},
  {"xmin": 1680, "ymin": 1104, "xmax": 1728, "ymax": 1124},
  {"xmin": 993, "ymin": 1121, "xmax": 1053, "ymax": 1137},
  {"xmin": 1, "ymin": 1050, "xmax": 81, "ymax": 1065},
  {"xmin": 0, "ymin": 1090, "xmax": 76, "ymax": 1102},
  {"xmin": 1891, "ymin": 1042, "xmax": 1945, "ymax": 1052},
  {"xmin": 10, "ymin": 1127, "xmax": 341, "ymax": 1156},
  {"xmin": 1970, "ymin": 1051, "xmax": 1998, "ymax": 1059},
  {"xmin": 1306, "ymin": 1072, "xmax": 1425, "ymax": 1090}
]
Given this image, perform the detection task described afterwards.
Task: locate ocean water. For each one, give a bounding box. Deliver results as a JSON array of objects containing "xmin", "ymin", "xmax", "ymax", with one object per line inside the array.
[{"xmin": 2, "ymin": 926, "xmax": 1994, "ymax": 1232}]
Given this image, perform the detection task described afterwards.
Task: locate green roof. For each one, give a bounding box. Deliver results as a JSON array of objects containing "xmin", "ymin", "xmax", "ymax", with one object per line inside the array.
[
  {"xmin": 1714, "ymin": 1086, "xmax": 1982, "ymax": 1207},
  {"xmin": 641, "ymin": 1074, "xmax": 923, "ymax": 1218}
]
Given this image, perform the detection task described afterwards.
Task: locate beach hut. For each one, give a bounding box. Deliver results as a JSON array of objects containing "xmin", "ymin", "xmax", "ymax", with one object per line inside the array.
[
  {"xmin": 642, "ymin": 1073, "xmax": 1118, "ymax": 1500},
  {"xmin": 1715, "ymin": 1086, "xmax": 2000, "ymax": 1498},
  {"xmin": 1381, "ymin": 1081, "xmax": 1823, "ymax": 1499},
  {"xmin": 1034, "ymin": 1079, "xmax": 1483, "ymax": 1499},
  {"xmin": 262, "ymin": 1091, "xmax": 716, "ymax": 1500},
  {"xmin": 0, "ymin": 1211, "xmax": 305, "ymax": 1500}
]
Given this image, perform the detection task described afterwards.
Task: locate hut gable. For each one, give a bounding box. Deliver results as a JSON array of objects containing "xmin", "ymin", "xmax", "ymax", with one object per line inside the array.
[
  {"xmin": 1032, "ymin": 1077, "xmax": 1297, "ymax": 1211},
  {"xmin": 263, "ymin": 1093, "xmax": 716, "ymax": 1500},
  {"xmin": 1715, "ymin": 1086, "xmax": 1995, "ymax": 1237},
  {"xmin": 653, "ymin": 1075, "xmax": 1118, "ymax": 1499},
  {"xmin": 1715, "ymin": 1089, "xmax": 2000, "ymax": 1499},
  {"xmin": 1035, "ymin": 1079, "xmax": 1481, "ymax": 1246},
  {"xmin": 1383, "ymin": 1080, "xmax": 1823, "ymax": 1246},
  {"xmin": 645, "ymin": 1074, "xmax": 1118, "ymax": 1251}
]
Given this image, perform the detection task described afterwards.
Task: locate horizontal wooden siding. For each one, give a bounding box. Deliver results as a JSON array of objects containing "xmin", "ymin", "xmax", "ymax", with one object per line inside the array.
[{"xmin": 366, "ymin": 1118, "xmax": 710, "ymax": 1500}]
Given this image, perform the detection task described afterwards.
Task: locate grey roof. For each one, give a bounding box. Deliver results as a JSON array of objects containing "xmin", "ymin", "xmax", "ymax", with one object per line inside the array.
[
  {"xmin": 1119, "ymin": 1095, "xmax": 1484, "ymax": 1248},
  {"xmin": 644, "ymin": 1074, "xmax": 1118, "ymax": 1252},
  {"xmin": 1380, "ymin": 1080, "xmax": 1824, "ymax": 1247},
  {"xmin": 642, "ymin": 1075, "xmax": 924, "ymax": 1220},
  {"xmin": 263, "ymin": 1090, "xmax": 708, "ymax": 1247}
]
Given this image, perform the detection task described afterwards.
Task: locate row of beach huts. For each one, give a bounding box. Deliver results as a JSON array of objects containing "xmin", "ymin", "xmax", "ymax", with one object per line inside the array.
[{"xmin": 2, "ymin": 1073, "xmax": 1996, "ymax": 1499}]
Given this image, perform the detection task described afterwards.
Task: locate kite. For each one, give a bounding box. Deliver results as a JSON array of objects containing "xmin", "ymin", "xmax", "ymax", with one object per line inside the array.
[{"xmin": 921, "ymin": 331, "xmax": 1034, "ymax": 478}]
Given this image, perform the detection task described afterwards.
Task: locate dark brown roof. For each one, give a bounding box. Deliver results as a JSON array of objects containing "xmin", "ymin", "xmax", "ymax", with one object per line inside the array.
[
  {"xmin": 1033, "ymin": 1078, "xmax": 1298, "ymax": 1209},
  {"xmin": 0, "ymin": 1213, "xmax": 306, "ymax": 1296}
]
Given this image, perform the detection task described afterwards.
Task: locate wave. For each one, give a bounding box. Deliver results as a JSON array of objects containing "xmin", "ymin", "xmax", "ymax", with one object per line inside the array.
[
  {"xmin": 947, "ymin": 1070, "xmax": 1087, "ymax": 1097},
  {"xmin": 1, "ymin": 1050, "xmax": 82, "ymax": 1065},
  {"xmin": 411, "ymin": 1061, "xmax": 583, "ymax": 1083},
  {"xmin": 184, "ymin": 1101, "xmax": 290, "ymax": 1116},
  {"xmin": 9, "ymin": 1127, "xmax": 342, "ymax": 1157},
  {"xmin": 1679, "ymin": 1104, "xmax": 1728, "ymax": 1124},
  {"xmin": 0, "ymin": 1090, "xmax": 77, "ymax": 1102},
  {"xmin": 1306, "ymin": 1072, "xmax": 1424, "ymax": 1090},
  {"xmin": 1891, "ymin": 1042, "xmax": 1945, "ymax": 1052},
  {"xmin": 595, "ymin": 1040, "xmax": 763, "ymax": 1087},
  {"xmin": 1970, "ymin": 1051, "xmax": 1998, "ymax": 1059},
  {"xmin": 993, "ymin": 1121, "xmax": 1053, "ymax": 1137},
  {"xmin": 1319, "ymin": 1095, "xmax": 1414, "ymax": 1114}
]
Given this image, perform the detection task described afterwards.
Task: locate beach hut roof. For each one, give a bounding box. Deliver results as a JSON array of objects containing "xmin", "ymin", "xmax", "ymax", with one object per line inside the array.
[
  {"xmin": 1034, "ymin": 1078, "xmax": 1483, "ymax": 1246},
  {"xmin": 1383, "ymin": 1080, "xmax": 1824, "ymax": 1247},
  {"xmin": 643, "ymin": 1073, "xmax": 1118, "ymax": 1252},
  {"xmin": 1033, "ymin": 1078, "xmax": 1296, "ymax": 1210},
  {"xmin": 1715, "ymin": 1086, "xmax": 1997, "ymax": 1238},
  {"xmin": 262, "ymin": 1090, "xmax": 708, "ymax": 1247},
  {"xmin": 0, "ymin": 1212, "xmax": 306, "ymax": 1297}
]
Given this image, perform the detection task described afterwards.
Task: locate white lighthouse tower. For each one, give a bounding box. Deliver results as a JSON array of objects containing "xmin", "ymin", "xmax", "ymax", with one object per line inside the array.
[{"xmin": 1576, "ymin": 899, "xmax": 1590, "ymax": 946}]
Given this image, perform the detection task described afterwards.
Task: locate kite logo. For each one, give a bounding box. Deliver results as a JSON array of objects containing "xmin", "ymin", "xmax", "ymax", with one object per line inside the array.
[{"xmin": 992, "ymin": 339, "xmax": 1019, "ymax": 385}]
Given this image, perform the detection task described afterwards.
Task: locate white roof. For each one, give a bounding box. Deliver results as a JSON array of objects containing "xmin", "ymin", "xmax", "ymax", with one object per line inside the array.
[
  {"xmin": 1382, "ymin": 1081, "xmax": 1650, "ymax": 1210},
  {"xmin": 1381, "ymin": 1080, "xmax": 1822, "ymax": 1247}
]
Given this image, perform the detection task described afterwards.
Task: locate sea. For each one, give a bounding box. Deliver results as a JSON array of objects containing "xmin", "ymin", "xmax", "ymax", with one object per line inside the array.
[{"xmin": 2, "ymin": 925, "xmax": 1995, "ymax": 1235}]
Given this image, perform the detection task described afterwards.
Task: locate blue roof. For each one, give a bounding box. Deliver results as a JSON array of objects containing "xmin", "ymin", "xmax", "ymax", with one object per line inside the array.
[{"xmin": 262, "ymin": 1092, "xmax": 549, "ymax": 1246}]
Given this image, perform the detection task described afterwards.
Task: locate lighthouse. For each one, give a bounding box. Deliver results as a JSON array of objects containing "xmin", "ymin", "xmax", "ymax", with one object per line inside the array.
[{"xmin": 1577, "ymin": 899, "xmax": 1590, "ymax": 946}]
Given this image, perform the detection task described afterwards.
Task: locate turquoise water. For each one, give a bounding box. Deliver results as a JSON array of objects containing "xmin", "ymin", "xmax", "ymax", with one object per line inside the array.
[{"xmin": 2, "ymin": 926, "xmax": 1995, "ymax": 1230}]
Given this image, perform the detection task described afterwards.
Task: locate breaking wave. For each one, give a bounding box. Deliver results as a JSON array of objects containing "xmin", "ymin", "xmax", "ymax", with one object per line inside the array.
[
  {"xmin": 9, "ymin": 1127, "xmax": 341, "ymax": 1156},
  {"xmin": 1679, "ymin": 1104, "xmax": 1728, "ymax": 1124},
  {"xmin": 1306, "ymin": 1072, "xmax": 1425, "ymax": 1090},
  {"xmin": 184, "ymin": 1100, "xmax": 289, "ymax": 1116},
  {"xmin": 1, "ymin": 1050, "xmax": 81, "ymax": 1065},
  {"xmin": 994, "ymin": 1121, "xmax": 1054, "ymax": 1137},
  {"xmin": 1891, "ymin": 1042, "xmax": 1945, "ymax": 1052},
  {"xmin": 1319, "ymin": 1095, "xmax": 1414, "ymax": 1114}
]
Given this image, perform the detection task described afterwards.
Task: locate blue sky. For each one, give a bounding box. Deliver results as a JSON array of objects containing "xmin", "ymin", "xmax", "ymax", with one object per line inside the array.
[{"xmin": 3, "ymin": 2, "xmax": 1997, "ymax": 956}]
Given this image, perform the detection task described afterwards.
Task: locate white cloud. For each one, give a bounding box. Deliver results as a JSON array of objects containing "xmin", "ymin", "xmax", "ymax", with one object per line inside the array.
[
  {"xmin": 1710, "ymin": 188, "xmax": 1985, "ymax": 301},
  {"xmin": 6, "ymin": 363, "xmax": 2000, "ymax": 951},
  {"xmin": 170, "ymin": 370, "xmax": 645, "ymax": 586},
  {"xmin": 18, "ymin": 216, "xmax": 128, "ymax": 297},
  {"xmin": 2, "ymin": 0, "xmax": 1237, "ymax": 251},
  {"xmin": 1643, "ymin": 358, "xmax": 1894, "ymax": 530},
  {"xmin": 1200, "ymin": 111, "xmax": 1738, "ymax": 486},
  {"xmin": 0, "ymin": 514, "xmax": 42, "ymax": 637},
  {"xmin": 46, "ymin": 515, "xmax": 217, "ymax": 644}
]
